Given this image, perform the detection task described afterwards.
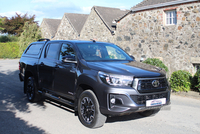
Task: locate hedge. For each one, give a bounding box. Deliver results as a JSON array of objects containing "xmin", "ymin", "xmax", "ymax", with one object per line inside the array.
[
  {"xmin": 0, "ymin": 35, "xmax": 18, "ymax": 43},
  {"xmin": 0, "ymin": 42, "xmax": 20, "ymax": 58}
]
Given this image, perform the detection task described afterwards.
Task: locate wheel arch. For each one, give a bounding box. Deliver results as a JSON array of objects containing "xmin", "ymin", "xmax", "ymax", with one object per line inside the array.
[
  {"xmin": 24, "ymin": 71, "xmax": 34, "ymax": 93},
  {"xmin": 74, "ymin": 84, "xmax": 95, "ymax": 113},
  {"xmin": 74, "ymin": 73, "xmax": 100, "ymax": 110}
]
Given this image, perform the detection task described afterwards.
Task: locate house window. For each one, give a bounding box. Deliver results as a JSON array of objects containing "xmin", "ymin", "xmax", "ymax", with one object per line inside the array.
[
  {"xmin": 194, "ymin": 64, "xmax": 200, "ymax": 73},
  {"xmin": 165, "ymin": 10, "xmax": 177, "ymax": 25}
]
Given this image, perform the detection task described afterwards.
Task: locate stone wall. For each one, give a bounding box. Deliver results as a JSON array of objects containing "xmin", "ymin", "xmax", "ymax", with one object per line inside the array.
[
  {"xmin": 45, "ymin": 2, "xmax": 200, "ymax": 75},
  {"xmin": 54, "ymin": 16, "xmax": 78, "ymax": 40},
  {"xmin": 79, "ymin": 8, "xmax": 115, "ymax": 43},
  {"xmin": 40, "ymin": 21, "xmax": 52, "ymax": 39},
  {"xmin": 114, "ymin": 2, "xmax": 200, "ymax": 75}
]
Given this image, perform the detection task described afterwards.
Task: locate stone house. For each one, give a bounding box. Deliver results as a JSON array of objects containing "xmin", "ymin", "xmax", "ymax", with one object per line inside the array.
[
  {"xmin": 54, "ymin": 13, "xmax": 89, "ymax": 40},
  {"xmin": 79, "ymin": 6, "xmax": 130, "ymax": 43},
  {"xmin": 40, "ymin": 18, "xmax": 61, "ymax": 39},
  {"xmin": 114, "ymin": 0, "xmax": 200, "ymax": 75},
  {"xmin": 40, "ymin": 0, "xmax": 200, "ymax": 75}
]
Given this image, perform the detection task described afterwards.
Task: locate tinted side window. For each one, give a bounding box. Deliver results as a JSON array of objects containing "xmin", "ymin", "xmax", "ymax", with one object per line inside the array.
[
  {"xmin": 46, "ymin": 43, "xmax": 60, "ymax": 60},
  {"xmin": 59, "ymin": 43, "xmax": 76, "ymax": 61},
  {"xmin": 25, "ymin": 44, "xmax": 43, "ymax": 55}
]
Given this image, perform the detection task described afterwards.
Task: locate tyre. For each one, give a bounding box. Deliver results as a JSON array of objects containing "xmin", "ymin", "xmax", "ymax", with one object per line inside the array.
[
  {"xmin": 25, "ymin": 76, "xmax": 41, "ymax": 102},
  {"xmin": 139, "ymin": 108, "xmax": 160, "ymax": 117},
  {"xmin": 78, "ymin": 90, "xmax": 107, "ymax": 128}
]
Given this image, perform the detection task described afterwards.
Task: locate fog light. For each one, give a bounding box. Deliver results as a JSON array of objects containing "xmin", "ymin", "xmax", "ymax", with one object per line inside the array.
[{"xmin": 110, "ymin": 98, "xmax": 116, "ymax": 104}]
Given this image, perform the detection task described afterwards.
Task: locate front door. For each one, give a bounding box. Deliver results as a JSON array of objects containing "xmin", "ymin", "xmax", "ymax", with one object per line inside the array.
[{"xmin": 53, "ymin": 43, "xmax": 77, "ymax": 99}]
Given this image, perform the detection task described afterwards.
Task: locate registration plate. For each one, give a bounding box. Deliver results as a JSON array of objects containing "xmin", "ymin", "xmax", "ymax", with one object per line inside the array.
[{"xmin": 146, "ymin": 98, "xmax": 166, "ymax": 107}]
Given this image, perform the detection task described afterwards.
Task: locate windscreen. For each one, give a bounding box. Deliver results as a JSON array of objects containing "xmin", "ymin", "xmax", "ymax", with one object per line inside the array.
[{"xmin": 76, "ymin": 43, "xmax": 133, "ymax": 61}]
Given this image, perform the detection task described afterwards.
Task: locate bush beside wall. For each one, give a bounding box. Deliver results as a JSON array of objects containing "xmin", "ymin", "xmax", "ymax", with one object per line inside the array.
[
  {"xmin": 169, "ymin": 70, "xmax": 192, "ymax": 92},
  {"xmin": 191, "ymin": 70, "xmax": 200, "ymax": 92},
  {"xmin": 143, "ymin": 58, "xmax": 169, "ymax": 72}
]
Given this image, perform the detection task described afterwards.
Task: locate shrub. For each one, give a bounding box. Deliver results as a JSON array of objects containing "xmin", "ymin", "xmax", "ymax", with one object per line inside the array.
[
  {"xmin": 169, "ymin": 70, "xmax": 192, "ymax": 92},
  {"xmin": 191, "ymin": 70, "xmax": 200, "ymax": 92},
  {"xmin": 0, "ymin": 42, "xmax": 19, "ymax": 58},
  {"xmin": 8, "ymin": 35, "xmax": 18, "ymax": 42},
  {"xmin": 18, "ymin": 22, "xmax": 41, "ymax": 56},
  {"xmin": 0, "ymin": 35, "xmax": 18, "ymax": 42},
  {"xmin": 143, "ymin": 58, "xmax": 169, "ymax": 72},
  {"xmin": 0, "ymin": 35, "xmax": 10, "ymax": 42}
]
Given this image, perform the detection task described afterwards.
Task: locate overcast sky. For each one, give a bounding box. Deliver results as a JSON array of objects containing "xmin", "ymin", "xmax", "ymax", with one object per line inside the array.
[{"xmin": 0, "ymin": 0, "xmax": 143, "ymax": 25}]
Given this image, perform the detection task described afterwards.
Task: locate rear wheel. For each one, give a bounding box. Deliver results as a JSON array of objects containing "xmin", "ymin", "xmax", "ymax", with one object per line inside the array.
[
  {"xmin": 78, "ymin": 90, "xmax": 107, "ymax": 128},
  {"xmin": 25, "ymin": 76, "xmax": 41, "ymax": 102},
  {"xmin": 139, "ymin": 108, "xmax": 160, "ymax": 117}
]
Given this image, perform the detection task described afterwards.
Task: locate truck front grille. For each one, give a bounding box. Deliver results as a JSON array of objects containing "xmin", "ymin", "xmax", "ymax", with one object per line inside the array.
[
  {"xmin": 132, "ymin": 77, "xmax": 168, "ymax": 93},
  {"xmin": 130, "ymin": 93, "xmax": 168, "ymax": 105}
]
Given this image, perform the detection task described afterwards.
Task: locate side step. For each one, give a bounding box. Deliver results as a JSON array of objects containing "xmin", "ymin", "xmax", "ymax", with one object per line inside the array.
[{"xmin": 44, "ymin": 92, "xmax": 74, "ymax": 107}]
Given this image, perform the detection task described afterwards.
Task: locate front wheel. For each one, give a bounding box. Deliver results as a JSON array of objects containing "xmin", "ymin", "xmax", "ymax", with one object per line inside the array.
[{"xmin": 78, "ymin": 90, "xmax": 107, "ymax": 128}]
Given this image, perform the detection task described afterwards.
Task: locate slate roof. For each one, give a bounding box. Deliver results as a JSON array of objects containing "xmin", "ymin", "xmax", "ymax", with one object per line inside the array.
[
  {"xmin": 93, "ymin": 6, "xmax": 130, "ymax": 31},
  {"xmin": 64, "ymin": 13, "xmax": 89, "ymax": 34},
  {"xmin": 131, "ymin": 0, "xmax": 197, "ymax": 10},
  {"xmin": 132, "ymin": 0, "xmax": 179, "ymax": 9},
  {"xmin": 42, "ymin": 18, "xmax": 61, "ymax": 37}
]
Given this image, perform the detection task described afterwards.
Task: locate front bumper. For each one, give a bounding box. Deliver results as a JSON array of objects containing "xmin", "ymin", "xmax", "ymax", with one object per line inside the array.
[{"xmin": 98, "ymin": 85, "xmax": 171, "ymax": 116}]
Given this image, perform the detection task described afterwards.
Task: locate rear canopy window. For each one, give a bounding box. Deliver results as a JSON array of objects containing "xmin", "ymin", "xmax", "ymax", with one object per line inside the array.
[{"xmin": 25, "ymin": 44, "xmax": 43, "ymax": 55}]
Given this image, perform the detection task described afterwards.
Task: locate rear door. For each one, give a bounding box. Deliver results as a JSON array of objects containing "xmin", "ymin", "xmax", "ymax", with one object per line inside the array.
[{"xmin": 38, "ymin": 42, "xmax": 61, "ymax": 90}]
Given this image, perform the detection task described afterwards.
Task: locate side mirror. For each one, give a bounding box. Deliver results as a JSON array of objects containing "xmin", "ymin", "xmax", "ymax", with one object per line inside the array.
[{"xmin": 62, "ymin": 55, "xmax": 77, "ymax": 63}]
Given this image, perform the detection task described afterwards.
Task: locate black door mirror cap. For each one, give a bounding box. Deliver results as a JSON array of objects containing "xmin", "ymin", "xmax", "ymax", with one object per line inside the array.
[{"xmin": 62, "ymin": 55, "xmax": 77, "ymax": 63}]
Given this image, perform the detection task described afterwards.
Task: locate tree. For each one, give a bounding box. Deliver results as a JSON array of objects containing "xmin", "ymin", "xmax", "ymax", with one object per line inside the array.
[
  {"xmin": 18, "ymin": 21, "xmax": 41, "ymax": 56},
  {"xmin": 0, "ymin": 18, "xmax": 4, "ymax": 31},
  {"xmin": 1, "ymin": 13, "xmax": 37, "ymax": 36}
]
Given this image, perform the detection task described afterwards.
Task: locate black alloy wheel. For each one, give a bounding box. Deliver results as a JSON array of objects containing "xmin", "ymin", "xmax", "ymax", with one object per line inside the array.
[
  {"xmin": 80, "ymin": 96, "xmax": 95, "ymax": 123},
  {"xmin": 78, "ymin": 90, "xmax": 107, "ymax": 128},
  {"xmin": 25, "ymin": 76, "xmax": 41, "ymax": 102}
]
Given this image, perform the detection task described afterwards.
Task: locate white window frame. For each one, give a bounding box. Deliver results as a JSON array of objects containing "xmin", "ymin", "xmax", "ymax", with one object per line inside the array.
[{"xmin": 165, "ymin": 10, "xmax": 177, "ymax": 25}]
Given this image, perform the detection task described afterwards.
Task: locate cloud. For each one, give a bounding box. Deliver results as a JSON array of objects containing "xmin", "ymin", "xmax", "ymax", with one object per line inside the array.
[
  {"xmin": 0, "ymin": 11, "xmax": 23, "ymax": 18},
  {"xmin": 31, "ymin": 0, "xmax": 56, "ymax": 3},
  {"xmin": 81, "ymin": 7, "xmax": 92, "ymax": 14},
  {"xmin": 34, "ymin": 1, "xmax": 91, "ymax": 19},
  {"xmin": 0, "ymin": 1, "xmax": 92, "ymax": 25},
  {"xmin": 32, "ymin": 2, "xmax": 82, "ymax": 24}
]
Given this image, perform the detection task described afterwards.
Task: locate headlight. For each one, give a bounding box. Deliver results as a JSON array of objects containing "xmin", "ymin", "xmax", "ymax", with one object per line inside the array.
[{"xmin": 98, "ymin": 71, "xmax": 133, "ymax": 86}]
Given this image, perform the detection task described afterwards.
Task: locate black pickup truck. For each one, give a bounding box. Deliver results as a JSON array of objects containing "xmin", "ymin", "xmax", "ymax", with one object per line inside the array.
[{"xmin": 19, "ymin": 39, "xmax": 170, "ymax": 128}]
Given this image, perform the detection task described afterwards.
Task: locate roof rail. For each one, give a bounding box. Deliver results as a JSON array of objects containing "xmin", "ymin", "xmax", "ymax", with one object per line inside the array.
[{"xmin": 37, "ymin": 38, "xmax": 50, "ymax": 42}]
